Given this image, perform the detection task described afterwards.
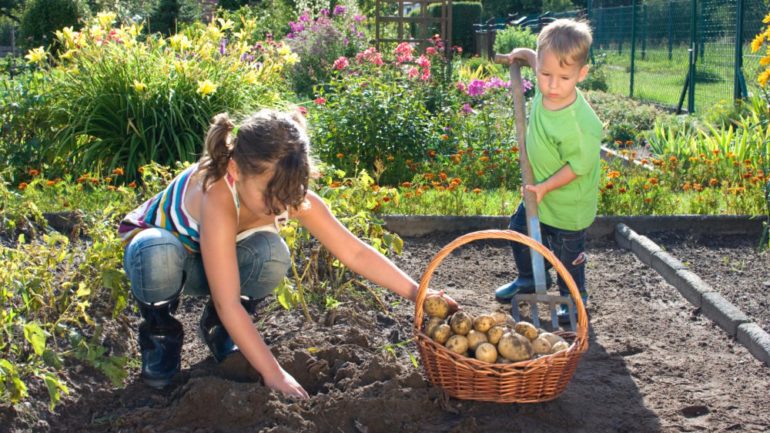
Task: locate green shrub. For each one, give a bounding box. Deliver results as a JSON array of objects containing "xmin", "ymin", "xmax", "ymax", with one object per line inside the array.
[
  {"xmin": 584, "ymin": 90, "xmax": 672, "ymax": 144},
  {"xmin": 427, "ymin": 2, "xmax": 482, "ymax": 54},
  {"xmin": 492, "ymin": 24, "xmax": 536, "ymax": 55},
  {"xmin": 217, "ymin": 0, "xmax": 295, "ymax": 41},
  {"xmin": 19, "ymin": 0, "xmax": 87, "ymax": 49},
  {"xmin": 579, "ymin": 52, "xmax": 609, "ymax": 92},
  {"xmin": 29, "ymin": 13, "xmax": 292, "ymax": 179}
]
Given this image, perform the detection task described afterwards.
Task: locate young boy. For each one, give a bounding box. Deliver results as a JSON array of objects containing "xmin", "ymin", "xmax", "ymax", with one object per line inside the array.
[{"xmin": 494, "ymin": 19, "xmax": 603, "ymax": 324}]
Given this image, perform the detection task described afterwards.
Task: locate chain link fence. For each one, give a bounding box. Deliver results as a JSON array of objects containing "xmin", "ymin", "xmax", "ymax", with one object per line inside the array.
[{"xmin": 589, "ymin": 0, "xmax": 766, "ymax": 112}]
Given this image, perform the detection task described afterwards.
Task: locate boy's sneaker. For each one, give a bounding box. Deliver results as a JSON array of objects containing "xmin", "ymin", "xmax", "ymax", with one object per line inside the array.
[
  {"xmin": 557, "ymin": 295, "xmax": 589, "ymax": 325},
  {"xmin": 495, "ymin": 275, "xmax": 554, "ymax": 303}
]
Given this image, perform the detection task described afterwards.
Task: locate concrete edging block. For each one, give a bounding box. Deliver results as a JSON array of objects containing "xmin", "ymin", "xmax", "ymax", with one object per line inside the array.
[
  {"xmin": 614, "ymin": 223, "xmax": 635, "ymax": 250},
  {"xmin": 650, "ymin": 251, "xmax": 688, "ymax": 282},
  {"xmin": 630, "ymin": 234, "xmax": 662, "ymax": 266},
  {"xmin": 737, "ymin": 323, "xmax": 770, "ymax": 367},
  {"xmin": 668, "ymin": 269, "xmax": 709, "ymax": 308},
  {"xmin": 701, "ymin": 292, "xmax": 750, "ymax": 337}
]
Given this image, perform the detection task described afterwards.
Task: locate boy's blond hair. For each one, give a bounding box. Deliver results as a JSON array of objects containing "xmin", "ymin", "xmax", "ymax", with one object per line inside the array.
[{"xmin": 537, "ymin": 18, "xmax": 592, "ymax": 67}]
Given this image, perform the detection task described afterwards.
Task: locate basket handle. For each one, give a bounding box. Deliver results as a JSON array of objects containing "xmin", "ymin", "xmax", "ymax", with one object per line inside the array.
[{"xmin": 413, "ymin": 229, "xmax": 588, "ymax": 341}]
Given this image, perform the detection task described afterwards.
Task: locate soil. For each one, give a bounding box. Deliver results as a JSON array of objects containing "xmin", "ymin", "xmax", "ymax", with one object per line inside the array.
[{"xmin": 1, "ymin": 232, "xmax": 769, "ymax": 433}]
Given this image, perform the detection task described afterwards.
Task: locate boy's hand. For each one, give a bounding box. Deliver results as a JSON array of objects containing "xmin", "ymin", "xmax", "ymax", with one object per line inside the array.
[
  {"xmin": 264, "ymin": 366, "xmax": 309, "ymax": 399},
  {"xmin": 426, "ymin": 288, "xmax": 460, "ymax": 312},
  {"xmin": 524, "ymin": 183, "xmax": 548, "ymax": 204}
]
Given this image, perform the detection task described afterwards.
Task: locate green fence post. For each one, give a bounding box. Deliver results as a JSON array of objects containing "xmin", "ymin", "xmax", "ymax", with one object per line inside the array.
[
  {"xmin": 688, "ymin": 0, "xmax": 696, "ymax": 112},
  {"xmin": 734, "ymin": 0, "xmax": 747, "ymax": 102},
  {"xmin": 641, "ymin": 2, "xmax": 647, "ymax": 61},
  {"xmin": 698, "ymin": 0, "xmax": 704, "ymax": 63},
  {"xmin": 630, "ymin": 0, "xmax": 637, "ymax": 98},
  {"xmin": 668, "ymin": 0, "xmax": 674, "ymax": 61},
  {"xmin": 587, "ymin": 0, "xmax": 594, "ymax": 63}
]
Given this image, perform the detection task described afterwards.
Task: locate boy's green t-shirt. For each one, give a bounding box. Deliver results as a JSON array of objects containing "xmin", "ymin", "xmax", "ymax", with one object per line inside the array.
[{"xmin": 525, "ymin": 89, "xmax": 603, "ymax": 231}]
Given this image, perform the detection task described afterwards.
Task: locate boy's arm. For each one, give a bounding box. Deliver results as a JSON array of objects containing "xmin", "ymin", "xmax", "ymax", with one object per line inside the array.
[{"xmin": 525, "ymin": 164, "xmax": 577, "ymax": 203}]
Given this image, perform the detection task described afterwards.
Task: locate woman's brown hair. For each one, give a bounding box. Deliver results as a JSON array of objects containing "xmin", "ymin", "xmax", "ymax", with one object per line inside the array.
[{"xmin": 198, "ymin": 109, "xmax": 317, "ymax": 214}]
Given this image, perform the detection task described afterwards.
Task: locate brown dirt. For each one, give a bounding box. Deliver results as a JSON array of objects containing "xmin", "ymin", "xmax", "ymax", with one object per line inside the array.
[{"xmin": 2, "ymin": 232, "xmax": 769, "ymax": 433}]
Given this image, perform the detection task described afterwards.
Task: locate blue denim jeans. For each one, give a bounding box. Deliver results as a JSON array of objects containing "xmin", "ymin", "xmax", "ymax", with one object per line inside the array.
[
  {"xmin": 124, "ymin": 228, "xmax": 291, "ymax": 304},
  {"xmin": 508, "ymin": 203, "xmax": 588, "ymax": 301}
]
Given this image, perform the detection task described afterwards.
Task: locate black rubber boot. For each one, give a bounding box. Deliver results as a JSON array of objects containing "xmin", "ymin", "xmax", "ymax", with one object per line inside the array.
[
  {"xmin": 199, "ymin": 297, "xmax": 258, "ymax": 363},
  {"xmin": 137, "ymin": 298, "xmax": 183, "ymax": 388}
]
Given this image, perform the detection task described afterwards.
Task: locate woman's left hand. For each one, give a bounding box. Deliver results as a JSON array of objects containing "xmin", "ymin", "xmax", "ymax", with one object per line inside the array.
[{"xmin": 426, "ymin": 289, "xmax": 460, "ymax": 312}]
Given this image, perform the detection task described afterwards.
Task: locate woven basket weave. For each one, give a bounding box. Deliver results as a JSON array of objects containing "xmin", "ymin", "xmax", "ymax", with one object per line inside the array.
[{"xmin": 413, "ymin": 229, "xmax": 589, "ymax": 403}]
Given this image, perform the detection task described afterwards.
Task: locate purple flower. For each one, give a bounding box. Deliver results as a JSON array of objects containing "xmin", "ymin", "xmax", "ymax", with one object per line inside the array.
[
  {"xmin": 522, "ymin": 79, "xmax": 533, "ymax": 91},
  {"xmin": 333, "ymin": 5, "xmax": 346, "ymax": 16},
  {"xmin": 289, "ymin": 21, "xmax": 305, "ymax": 34},
  {"xmin": 299, "ymin": 12, "xmax": 311, "ymax": 22},
  {"xmin": 485, "ymin": 77, "xmax": 505, "ymax": 89},
  {"xmin": 461, "ymin": 103, "xmax": 473, "ymax": 114},
  {"xmin": 354, "ymin": 15, "xmax": 365, "ymax": 23},
  {"xmin": 219, "ymin": 38, "xmax": 227, "ymax": 55},
  {"xmin": 467, "ymin": 79, "xmax": 486, "ymax": 97},
  {"xmin": 320, "ymin": 8, "xmax": 330, "ymax": 16}
]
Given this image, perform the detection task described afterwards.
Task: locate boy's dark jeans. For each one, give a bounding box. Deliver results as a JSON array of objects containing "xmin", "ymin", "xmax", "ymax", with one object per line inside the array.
[{"xmin": 508, "ymin": 203, "xmax": 588, "ymax": 300}]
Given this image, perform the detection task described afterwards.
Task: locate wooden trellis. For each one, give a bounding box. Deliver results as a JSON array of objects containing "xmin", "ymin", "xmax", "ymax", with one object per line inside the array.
[{"xmin": 374, "ymin": 0, "xmax": 453, "ymax": 59}]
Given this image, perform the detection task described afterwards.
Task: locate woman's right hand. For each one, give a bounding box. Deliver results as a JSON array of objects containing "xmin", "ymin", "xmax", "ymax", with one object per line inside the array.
[{"xmin": 264, "ymin": 367, "xmax": 309, "ymax": 399}]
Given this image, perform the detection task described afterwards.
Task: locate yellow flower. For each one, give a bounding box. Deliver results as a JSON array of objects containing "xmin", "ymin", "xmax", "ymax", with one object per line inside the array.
[
  {"xmin": 758, "ymin": 69, "xmax": 770, "ymax": 87},
  {"xmin": 217, "ymin": 18, "xmax": 234, "ymax": 31},
  {"xmin": 763, "ymin": 13, "xmax": 770, "ymax": 24},
  {"xmin": 244, "ymin": 70, "xmax": 258, "ymax": 85},
  {"xmin": 169, "ymin": 34, "xmax": 192, "ymax": 51},
  {"xmin": 97, "ymin": 12, "xmax": 116, "ymax": 29},
  {"xmin": 133, "ymin": 80, "xmax": 147, "ymax": 92},
  {"xmin": 25, "ymin": 47, "xmax": 47, "ymax": 65},
  {"xmin": 751, "ymin": 33, "xmax": 765, "ymax": 53},
  {"xmin": 283, "ymin": 52, "xmax": 299, "ymax": 65},
  {"xmin": 277, "ymin": 44, "xmax": 292, "ymax": 57},
  {"xmin": 197, "ymin": 79, "xmax": 218, "ymax": 96},
  {"xmin": 55, "ymin": 26, "xmax": 76, "ymax": 49}
]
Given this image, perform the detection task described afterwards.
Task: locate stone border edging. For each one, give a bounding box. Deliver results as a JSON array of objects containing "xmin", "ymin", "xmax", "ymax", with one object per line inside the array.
[{"xmin": 616, "ymin": 223, "xmax": 770, "ymax": 367}]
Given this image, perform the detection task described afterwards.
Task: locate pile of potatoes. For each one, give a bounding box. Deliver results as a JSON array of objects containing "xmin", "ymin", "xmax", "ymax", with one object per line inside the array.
[{"xmin": 422, "ymin": 294, "xmax": 570, "ymax": 364}]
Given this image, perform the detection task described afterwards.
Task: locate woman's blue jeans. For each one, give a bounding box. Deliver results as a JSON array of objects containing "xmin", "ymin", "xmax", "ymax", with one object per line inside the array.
[
  {"xmin": 508, "ymin": 203, "xmax": 588, "ymax": 301},
  {"xmin": 124, "ymin": 228, "xmax": 291, "ymax": 304}
]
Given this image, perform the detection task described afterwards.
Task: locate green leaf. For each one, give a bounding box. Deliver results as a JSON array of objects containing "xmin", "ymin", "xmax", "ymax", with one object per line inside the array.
[
  {"xmin": 23, "ymin": 322, "xmax": 47, "ymax": 356},
  {"xmin": 43, "ymin": 373, "xmax": 69, "ymax": 410}
]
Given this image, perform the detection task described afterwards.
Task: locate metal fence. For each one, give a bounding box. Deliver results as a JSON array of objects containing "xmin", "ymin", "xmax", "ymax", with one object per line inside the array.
[{"xmin": 588, "ymin": 0, "xmax": 766, "ymax": 113}]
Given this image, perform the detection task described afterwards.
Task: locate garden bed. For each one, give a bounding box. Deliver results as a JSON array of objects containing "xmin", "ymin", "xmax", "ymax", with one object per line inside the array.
[{"xmin": 2, "ymin": 233, "xmax": 769, "ymax": 433}]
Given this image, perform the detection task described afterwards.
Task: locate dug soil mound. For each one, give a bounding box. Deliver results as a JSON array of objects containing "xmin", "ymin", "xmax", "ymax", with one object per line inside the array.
[{"xmin": 2, "ymin": 233, "xmax": 769, "ymax": 433}]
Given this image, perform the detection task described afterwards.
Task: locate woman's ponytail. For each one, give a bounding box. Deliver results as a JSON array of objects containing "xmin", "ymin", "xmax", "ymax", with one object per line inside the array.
[{"xmin": 199, "ymin": 113, "xmax": 235, "ymax": 190}]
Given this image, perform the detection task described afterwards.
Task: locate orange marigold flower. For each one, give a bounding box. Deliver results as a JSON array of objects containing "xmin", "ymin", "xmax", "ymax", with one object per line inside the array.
[
  {"xmin": 451, "ymin": 154, "xmax": 461, "ymax": 164},
  {"xmin": 18, "ymin": 182, "xmax": 28, "ymax": 190},
  {"xmin": 46, "ymin": 180, "xmax": 56, "ymax": 186},
  {"xmin": 428, "ymin": 150, "xmax": 437, "ymax": 158},
  {"xmin": 77, "ymin": 175, "xmax": 88, "ymax": 183},
  {"xmin": 607, "ymin": 170, "xmax": 621, "ymax": 179},
  {"xmin": 401, "ymin": 181, "xmax": 412, "ymax": 188},
  {"xmin": 605, "ymin": 182, "xmax": 614, "ymax": 189},
  {"xmin": 614, "ymin": 140, "xmax": 622, "ymax": 146},
  {"xmin": 743, "ymin": 159, "xmax": 753, "ymax": 166},
  {"xmin": 423, "ymin": 173, "xmax": 434, "ymax": 180},
  {"xmin": 90, "ymin": 178, "xmax": 99, "ymax": 184},
  {"xmin": 112, "ymin": 167, "xmax": 125, "ymax": 176},
  {"xmin": 712, "ymin": 149, "xmax": 720, "ymax": 155},
  {"xmin": 138, "ymin": 167, "xmax": 144, "ymax": 174},
  {"xmin": 107, "ymin": 185, "xmax": 116, "ymax": 191},
  {"xmin": 330, "ymin": 181, "xmax": 342, "ymax": 188},
  {"xmin": 382, "ymin": 196, "xmax": 391, "ymax": 202},
  {"xmin": 733, "ymin": 161, "xmax": 740, "ymax": 167},
  {"xmin": 387, "ymin": 155, "xmax": 395, "ymax": 161},
  {"xmin": 435, "ymin": 185, "xmax": 445, "ymax": 191},
  {"xmin": 669, "ymin": 156, "xmax": 677, "ymax": 163},
  {"xmin": 450, "ymin": 177, "xmax": 461, "ymax": 185},
  {"xmin": 625, "ymin": 140, "xmax": 634, "ymax": 146},
  {"xmin": 640, "ymin": 159, "xmax": 649, "ymax": 165},
  {"xmin": 693, "ymin": 182, "xmax": 703, "ymax": 192},
  {"xmin": 476, "ymin": 169, "xmax": 485, "ymax": 176},
  {"xmin": 28, "ymin": 169, "xmax": 40, "ymax": 177},
  {"xmin": 371, "ymin": 185, "xmax": 380, "ymax": 192},
  {"xmin": 743, "ymin": 173, "xmax": 752, "ymax": 179},
  {"xmin": 336, "ymin": 152, "xmax": 344, "ymax": 159},
  {"xmin": 643, "ymin": 184, "xmax": 651, "ymax": 191},
  {"xmin": 440, "ymin": 134, "xmax": 449, "ymax": 141},
  {"xmin": 511, "ymin": 146, "xmax": 519, "ymax": 153},
  {"xmin": 472, "ymin": 188, "xmax": 482, "ymax": 194},
  {"xmin": 415, "ymin": 189, "xmax": 423, "ymax": 196},
  {"xmin": 708, "ymin": 178, "xmax": 719, "ymax": 186},
  {"xmin": 128, "ymin": 181, "xmax": 137, "ymax": 188},
  {"xmin": 682, "ymin": 182, "xmax": 691, "ymax": 191},
  {"xmin": 618, "ymin": 187, "xmax": 627, "ymax": 193},
  {"xmin": 479, "ymin": 156, "xmax": 489, "ymax": 162},
  {"xmin": 648, "ymin": 177, "xmax": 659, "ymax": 185},
  {"xmin": 644, "ymin": 198, "xmax": 652, "ymax": 203},
  {"xmin": 439, "ymin": 172, "xmax": 447, "ymax": 180}
]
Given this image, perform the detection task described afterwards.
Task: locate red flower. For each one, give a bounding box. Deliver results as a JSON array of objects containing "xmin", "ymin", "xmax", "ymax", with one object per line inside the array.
[{"xmin": 314, "ymin": 97, "xmax": 326, "ymax": 105}]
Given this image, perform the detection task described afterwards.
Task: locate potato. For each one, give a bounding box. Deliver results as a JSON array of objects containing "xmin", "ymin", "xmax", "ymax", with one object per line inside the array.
[
  {"xmin": 491, "ymin": 311, "xmax": 515, "ymax": 327},
  {"xmin": 486, "ymin": 326, "xmax": 505, "ymax": 345},
  {"xmin": 539, "ymin": 332, "xmax": 565, "ymax": 347},
  {"xmin": 550, "ymin": 340, "xmax": 570, "ymax": 354},
  {"xmin": 424, "ymin": 317, "xmax": 444, "ymax": 337},
  {"xmin": 423, "ymin": 294, "xmax": 450, "ymax": 319},
  {"xmin": 431, "ymin": 324, "xmax": 452, "ymax": 344},
  {"xmin": 475, "ymin": 343, "xmax": 498, "ymax": 363},
  {"xmin": 445, "ymin": 335, "xmax": 469, "ymax": 354},
  {"xmin": 514, "ymin": 321, "xmax": 539, "ymax": 341},
  {"xmin": 496, "ymin": 356, "xmax": 513, "ymax": 364},
  {"xmin": 531, "ymin": 335, "xmax": 553, "ymax": 355},
  {"xmin": 466, "ymin": 330, "xmax": 488, "ymax": 351},
  {"xmin": 449, "ymin": 311, "xmax": 473, "ymax": 336},
  {"xmin": 497, "ymin": 332, "xmax": 533, "ymax": 362},
  {"xmin": 473, "ymin": 315, "xmax": 496, "ymax": 333}
]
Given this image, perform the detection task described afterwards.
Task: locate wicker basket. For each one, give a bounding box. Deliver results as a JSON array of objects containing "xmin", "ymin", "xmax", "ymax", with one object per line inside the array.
[{"xmin": 413, "ymin": 229, "xmax": 589, "ymax": 403}]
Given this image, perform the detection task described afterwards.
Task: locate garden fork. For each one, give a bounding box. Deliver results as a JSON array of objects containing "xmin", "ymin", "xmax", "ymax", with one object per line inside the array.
[{"xmin": 494, "ymin": 54, "xmax": 577, "ymax": 331}]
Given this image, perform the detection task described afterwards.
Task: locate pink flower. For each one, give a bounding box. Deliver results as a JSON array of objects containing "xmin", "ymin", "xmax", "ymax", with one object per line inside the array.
[
  {"xmin": 522, "ymin": 79, "xmax": 533, "ymax": 92},
  {"xmin": 456, "ymin": 82, "xmax": 466, "ymax": 92},
  {"xmin": 426, "ymin": 47, "xmax": 437, "ymax": 56},
  {"xmin": 407, "ymin": 67, "xmax": 419, "ymax": 79},
  {"xmin": 421, "ymin": 70, "xmax": 431, "ymax": 81},
  {"xmin": 467, "ymin": 79, "xmax": 486, "ymax": 96},
  {"xmin": 416, "ymin": 55, "xmax": 430, "ymax": 69},
  {"xmin": 314, "ymin": 97, "xmax": 326, "ymax": 105},
  {"xmin": 394, "ymin": 42, "xmax": 413, "ymax": 63},
  {"xmin": 333, "ymin": 56, "xmax": 349, "ymax": 70},
  {"xmin": 461, "ymin": 103, "xmax": 473, "ymax": 114}
]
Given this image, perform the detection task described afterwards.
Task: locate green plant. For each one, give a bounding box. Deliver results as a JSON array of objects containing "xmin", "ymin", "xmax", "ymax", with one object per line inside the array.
[
  {"xmin": 275, "ymin": 167, "xmax": 403, "ymax": 318},
  {"xmin": 28, "ymin": 13, "xmax": 292, "ymax": 179},
  {"xmin": 492, "ymin": 25, "xmax": 537, "ymax": 55},
  {"xmin": 579, "ymin": 52, "xmax": 609, "ymax": 92}
]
